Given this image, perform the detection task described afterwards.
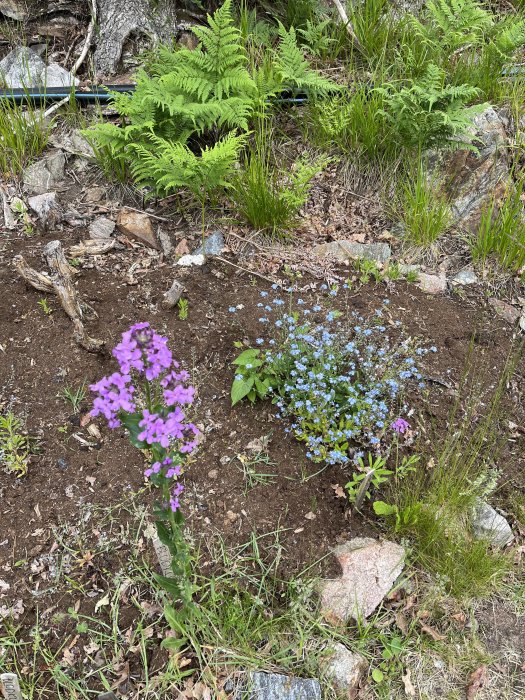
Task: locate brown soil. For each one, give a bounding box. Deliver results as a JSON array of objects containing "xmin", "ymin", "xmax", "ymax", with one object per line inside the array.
[{"xmin": 1, "ymin": 154, "xmax": 524, "ymax": 697}]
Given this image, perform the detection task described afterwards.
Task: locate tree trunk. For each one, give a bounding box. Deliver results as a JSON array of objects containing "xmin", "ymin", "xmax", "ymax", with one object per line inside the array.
[{"xmin": 94, "ymin": 0, "xmax": 182, "ymax": 77}]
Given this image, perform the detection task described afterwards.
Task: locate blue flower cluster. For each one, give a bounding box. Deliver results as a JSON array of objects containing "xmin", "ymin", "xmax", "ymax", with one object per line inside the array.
[{"xmin": 252, "ymin": 284, "xmax": 433, "ymax": 466}]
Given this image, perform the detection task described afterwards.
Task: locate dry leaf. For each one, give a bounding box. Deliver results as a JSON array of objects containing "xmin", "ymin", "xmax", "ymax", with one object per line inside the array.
[
  {"xmin": 402, "ymin": 669, "xmax": 416, "ymax": 697},
  {"xmin": 331, "ymin": 483, "xmax": 346, "ymax": 498},
  {"xmin": 395, "ymin": 611, "xmax": 409, "ymax": 635},
  {"xmin": 80, "ymin": 413, "xmax": 92, "ymax": 427},
  {"xmin": 420, "ymin": 623, "xmax": 446, "ymax": 641},
  {"xmin": 466, "ymin": 665, "xmax": 488, "ymax": 699},
  {"xmin": 94, "ymin": 593, "xmax": 110, "ymax": 613}
]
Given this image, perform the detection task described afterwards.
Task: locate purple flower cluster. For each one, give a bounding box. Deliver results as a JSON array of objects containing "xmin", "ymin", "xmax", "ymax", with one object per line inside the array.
[
  {"xmin": 113, "ymin": 322, "xmax": 173, "ymax": 380},
  {"xmin": 391, "ymin": 417, "xmax": 410, "ymax": 434},
  {"xmin": 91, "ymin": 322, "xmax": 198, "ymax": 445},
  {"xmin": 91, "ymin": 372, "xmax": 136, "ymax": 428}
]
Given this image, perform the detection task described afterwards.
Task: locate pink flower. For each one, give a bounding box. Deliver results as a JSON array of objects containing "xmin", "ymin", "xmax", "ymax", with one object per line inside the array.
[{"xmin": 391, "ymin": 417, "xmax": 410, "ymax": 434}]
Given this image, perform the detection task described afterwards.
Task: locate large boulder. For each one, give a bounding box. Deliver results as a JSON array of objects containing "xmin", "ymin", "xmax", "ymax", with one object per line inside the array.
[{"xmin": 426, "ymin": 107, "xmax": 510, "ymax": 231}]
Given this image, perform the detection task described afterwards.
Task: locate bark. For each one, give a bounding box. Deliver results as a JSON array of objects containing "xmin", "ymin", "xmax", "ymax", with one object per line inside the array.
[{"xmin": 94, "ymin": 0, "xmax": 182, "ymax": 76}]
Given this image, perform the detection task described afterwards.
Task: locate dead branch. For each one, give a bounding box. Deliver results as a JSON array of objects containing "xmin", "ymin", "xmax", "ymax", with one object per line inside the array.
[
  {"xmin": 330, "ymin": 0, "xmax": 363, "ymax": 50},
  {"xmin": 14, "ymin": 241, "xmax": 104, "ymax": 354},
  {"xmin": 69, "ymin": 239, "xmax": 116, "ymax": 257}
]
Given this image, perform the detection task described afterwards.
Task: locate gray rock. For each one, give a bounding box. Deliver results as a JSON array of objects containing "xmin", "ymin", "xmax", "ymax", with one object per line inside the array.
[
  {"xmin": 51, "ymin": 129, "xmax": 94, "ymax": 158},
  {"xmin": 193, "ymin": 229, "xmax": 225, "ymax": 256},
  {"xmin": 0, "ymin": 47, "xmax": 44, "ymax": 88},
  {"xmin": 488, "ymin": 298, "xmax": 520, "ymax": 325},
  {"xmin": 27, "ymin": 192, "xmax": 61, "ymax": 227},
  {"xmin": 451, "ymin": 267, "xmax": 479, "ymax": 285},
  {"xmin": 473, "ymin": 500, "xmax": 514, "ymax": 547},
  {"xmin": 0, "ymin": 1, "xmax": 27, "ymax": 20},
  {"xmin": 97, "ymin": 693, "xmax": 118, "ymax": 700},
  {"xmin": 241, "ymin": 672, "xmax": 321, "ymax": 700},
  {"xmin": 23, "ymin": 151, "xmax": 66, "ymax": 195},
  {"xmin": 158, "ymin": 229, "xmax": 173, "ymax": 257},
  {"xmin": 417, "ymin": 273, "xmax": 447, "ymax": 295},
  {"xmin": 0, "ymin": 46, "xmax": 78, "ymax": 89},
  {"xmin": 89, "ymin": 217, "xmax": 115, "ymax": 240},
  {"xmin": 426, "ymin": 107, "xmax": 510, "ymax": 231},
  {"xmin": 320, "ymin": 643, "xmax": 367, "ymax": 697},
  {"xmin": 84, "ymin": 186, "xmax": 105, "ymax": 203},
  {"xmin": 520, "ymin": 307, "xmax": 525, "ymax": 333},
  {"xmin": 43, "ymin": 63, "xmax": 79, "ymax": 89},
  {"xmin": 312, "ymin": 241, "xmax": 391, "ymax": 264},
  {"xmin": 398, "ymin": 263, "xmax": 420, "ymax": 276},
  {"xmin": 319, "ymin": 538, "xmax": 405, "ymax": 625}
]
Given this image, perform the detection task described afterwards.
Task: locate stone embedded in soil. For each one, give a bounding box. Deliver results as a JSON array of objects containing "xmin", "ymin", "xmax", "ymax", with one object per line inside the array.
[
  {"xmin": 473, "ymin": 500, "xmax": 514, "ymax": 547},
  {"xmin": 451, "ymin": 267, "xmax": 479, "ymax": 285},
  {"xmin": 520, "ymin": 308, "xmax": 525, "ymax": 333},
  {"xmin": 241, "ymin": 672, "xmax": 321, "ymax": 700},
  {"xmin": 84, "ymin": 186, "xmax": 105, "ymax": 203},
  {"xmin": 193, "ymin": 229, "xmax": 225, "ymax": 256},
  {"xmin": 27, "ymin": 192, "xmax": 61, "ymax": 228},
  {"xmin": 96, "ymin": 692, "xmax": 118, "ymax": 700},
  {"xmin": 417, "ymin": 273, "xmax": 447, "ymax": 295},
  {"xmin": 89, "ymin": 217, "xmax": 115, "ymax": 240},
  {"xmin": 319, "ymin": 538, "xmax": 405, "ymax": 625},
  {"xmin": 312, "ymin": 240, "xmax": 391, "ymax": 264},
  {"xmin": 488, "ymin": 298, "xmax": 520, "ymax": 325},
  {"xmin": 319, "ymin": 643, "xmax": 367, "ymax": 698},
  {"xmin": 50, "ymin": 129, "xmax": 94, "ymax": 158},
  {"xmin": 23, "ymin": 151, "xmax": 65, "ymax": 195},
  {"xmin": 116, "ymin": 209, "xmax": 158, "ymax": 249}
]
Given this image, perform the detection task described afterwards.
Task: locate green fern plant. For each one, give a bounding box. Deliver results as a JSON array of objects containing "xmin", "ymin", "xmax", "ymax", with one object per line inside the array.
[
  {"xmin": 85, "ymin": 0, "xmax": 337, "ymax": 225},
  {"xmin": 409, "ymin": 0, "xmax": 493, "ymax": 53},
  {"xmin": 375, "ymin": 64, "xmax": 486, "ymax": 150}
]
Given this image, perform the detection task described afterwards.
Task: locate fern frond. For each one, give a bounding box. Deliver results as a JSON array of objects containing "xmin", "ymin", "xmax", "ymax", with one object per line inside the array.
[{"xmin": 274, "ymin": 23, "xmax": 339, "ymax": 96}]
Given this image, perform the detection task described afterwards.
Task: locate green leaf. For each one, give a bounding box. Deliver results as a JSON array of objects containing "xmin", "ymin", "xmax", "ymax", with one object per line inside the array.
[
  {"xmin": 153, "ymin": 573, "xmax": 183, "ymax": 598},
  {"xmin": 231, "ymin": 376, "xmax": 255, "ymax": 405},
  {"xmin": 372, "ymin": 668, "xmax": 384, "ymax": 683},
  {"xmin": 232, "ymin": 348, "xmax": 260, "ymax": 366},
  {"xmin": 254, "ymin": 377, "xmax": 269, "ymax": 397},
  {"xmin": 161, "ymin": 636, "xmax": 188, "ymax": 652},
  {"xmin": 373, "ymin": 501, "xmax": 397, "ymax": 516}
]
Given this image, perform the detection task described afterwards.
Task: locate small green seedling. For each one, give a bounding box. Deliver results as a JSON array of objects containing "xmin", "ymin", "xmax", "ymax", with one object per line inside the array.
[
  {"xmin": 62, "ymin": 382, "xmax": 87, "ymax": 414},
  {"xmin": 38, "ymin": 298, "xmax": 52, "ymax": 316},
  {"xmin": 0, "ymin": 412, "xmax": 31, "ymax": 476},
  {"xmin": 178, "ymin": 298, "xmax": 189, "ymax": 320}
]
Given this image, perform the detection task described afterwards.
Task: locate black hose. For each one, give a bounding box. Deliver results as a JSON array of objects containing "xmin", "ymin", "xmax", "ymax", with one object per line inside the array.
[{"xmin": 0, "ymin": 84, "xmax": 322, "ymax": 106}]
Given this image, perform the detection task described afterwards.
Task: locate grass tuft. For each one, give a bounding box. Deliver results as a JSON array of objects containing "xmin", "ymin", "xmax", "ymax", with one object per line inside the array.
[{"xmin": 0, "ymin": 98, "xmax": 51, "ymax": 176}]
